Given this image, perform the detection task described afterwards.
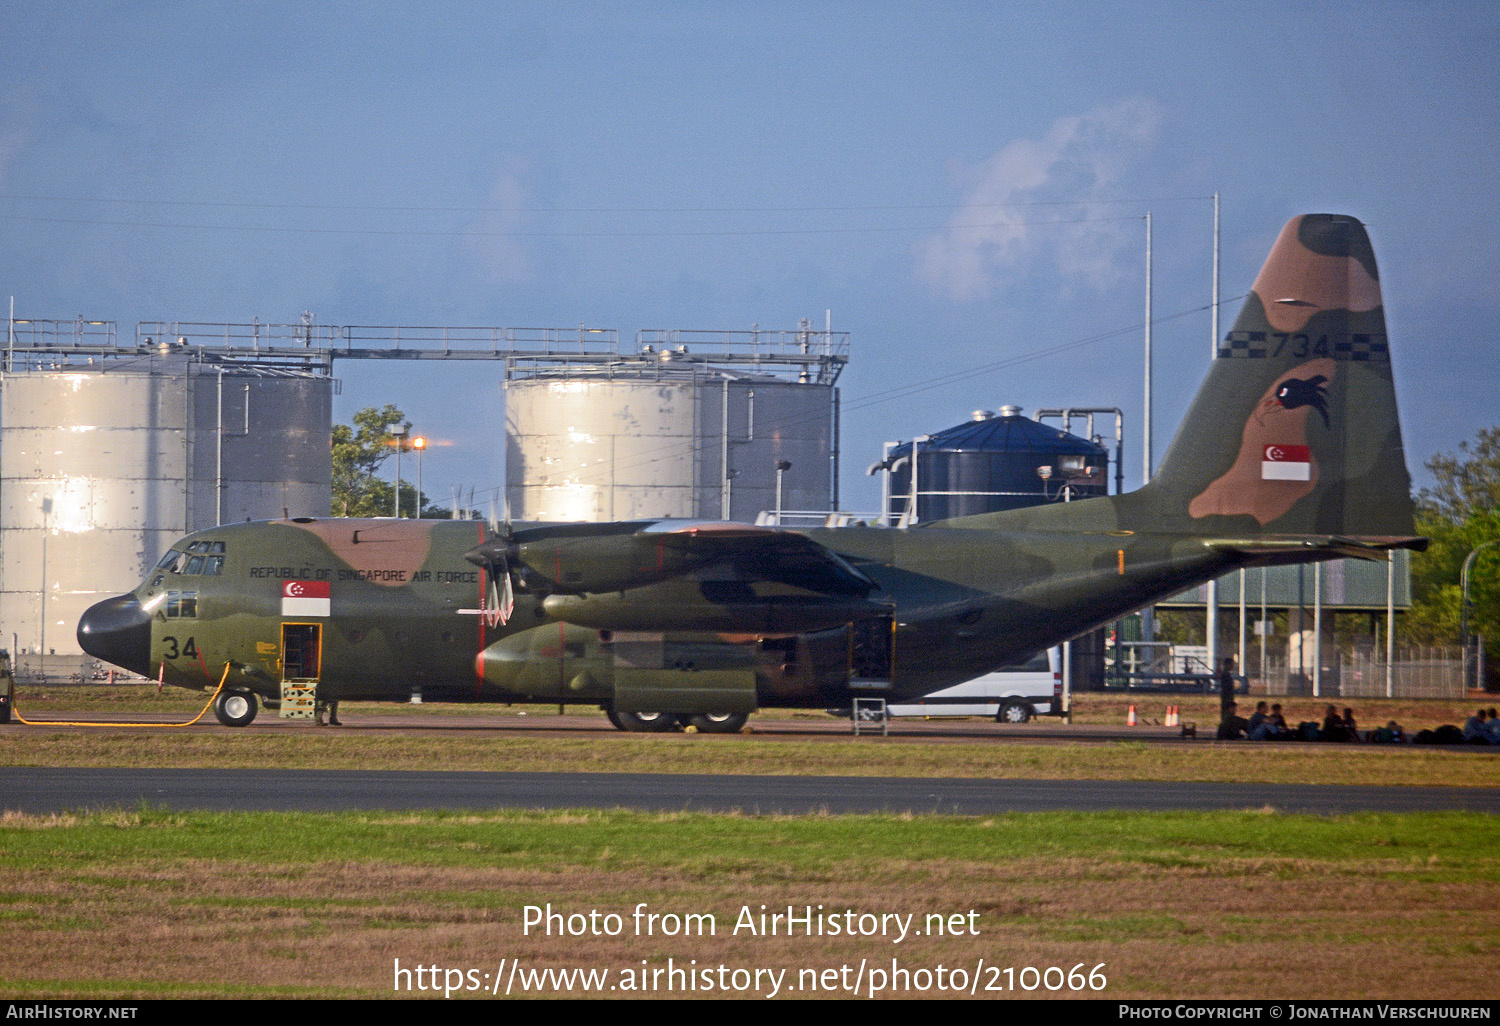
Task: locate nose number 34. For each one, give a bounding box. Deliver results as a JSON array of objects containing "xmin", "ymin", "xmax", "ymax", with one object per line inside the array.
[{"xmin": 162, "ymin": 636, "xmax": 197, "ymax": 659}]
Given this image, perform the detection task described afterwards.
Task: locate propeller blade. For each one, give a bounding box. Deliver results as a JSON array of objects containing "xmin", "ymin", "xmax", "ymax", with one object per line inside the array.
[{"xmin": 498, "ymin": 566, "xmax": 515, "ymax": 625}]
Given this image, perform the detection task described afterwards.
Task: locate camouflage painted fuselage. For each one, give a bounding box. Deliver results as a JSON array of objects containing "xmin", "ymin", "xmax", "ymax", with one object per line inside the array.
[
  {"xmin": 80, "ymin": 214, "xmax": 1425, "ymax": 718},
  {"xmin": 124, "ymin": 508, "xmax": 1243, "ymax": 707}
]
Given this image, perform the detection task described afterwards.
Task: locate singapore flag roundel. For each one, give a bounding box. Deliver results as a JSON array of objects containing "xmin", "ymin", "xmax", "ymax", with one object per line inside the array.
[
  {"xmin": 281, "ymin": 580, "xmax": 331, "ymax": 617},
  {"xmin": 1261, "ymin": 444, "xmax": 1311, "ymax": 482}
]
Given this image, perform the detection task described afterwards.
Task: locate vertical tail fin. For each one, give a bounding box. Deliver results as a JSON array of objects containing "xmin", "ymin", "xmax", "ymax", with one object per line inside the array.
[{"xmin": 1123, "ymin": 213, "xmax": 1417, "ymax": 540}]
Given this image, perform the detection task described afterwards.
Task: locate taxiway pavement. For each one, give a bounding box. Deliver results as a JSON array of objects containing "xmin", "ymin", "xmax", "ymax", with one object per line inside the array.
[{"xmin": 3, "ymin": 766, "xmax": 1496, "ymax": 815}]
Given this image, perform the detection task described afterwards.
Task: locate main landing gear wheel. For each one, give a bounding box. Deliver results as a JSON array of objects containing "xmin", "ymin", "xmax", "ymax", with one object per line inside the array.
[
  {"xmin": 996, "ymin": 700, "xmax": 1033, "ymax": 724},
  {"xmin": 606, "ymin": 708, "xmax": 679, "ymax": 733},
  {"xmin": 686, "ymin": 712, "xmax": 748, "ymax": 734},
  {"xmin": 214, "ymin": 689, "xmax": 259, "ymax": 728}
]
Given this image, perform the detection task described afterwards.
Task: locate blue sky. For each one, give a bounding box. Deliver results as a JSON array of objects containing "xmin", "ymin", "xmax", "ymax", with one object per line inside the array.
[{"xmin": 3, "ymin": 0, "xmax": 1497, "ymax": 514}]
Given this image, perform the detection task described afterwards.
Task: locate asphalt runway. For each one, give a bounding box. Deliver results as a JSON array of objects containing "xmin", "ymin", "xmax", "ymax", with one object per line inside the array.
[{"xmin": 4, "ymin": 766, "xmax": 1497, "ymax": 815}]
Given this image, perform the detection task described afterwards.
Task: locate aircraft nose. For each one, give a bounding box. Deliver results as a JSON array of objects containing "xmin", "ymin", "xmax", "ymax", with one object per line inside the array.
[{"xmin": 77, "ymin": 594, "xmax": 153, "ymax": 677}]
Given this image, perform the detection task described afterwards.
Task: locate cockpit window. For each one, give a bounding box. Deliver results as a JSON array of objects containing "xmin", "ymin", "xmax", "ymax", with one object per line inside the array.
[
  {"xmin": 165, "ymin": 590, "xmax": 198, "ymax": 618},
  {"xmin": 158, "ymin": 542, "xmax": 227, "ymax": 576}
]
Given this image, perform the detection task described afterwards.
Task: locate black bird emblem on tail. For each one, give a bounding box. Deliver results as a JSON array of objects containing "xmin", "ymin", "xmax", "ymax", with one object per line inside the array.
[{"xmin": 1264, "ymin": 374, "xmax": 1329, "ymax": 427}]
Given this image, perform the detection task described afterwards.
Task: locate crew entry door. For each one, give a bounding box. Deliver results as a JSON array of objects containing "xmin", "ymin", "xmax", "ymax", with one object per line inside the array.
[
  {"xmin": 279, "ymin": 624, "xmax": 321, "ymax": 720},
  {"xmin": 281, "ymin": 624, "xmax": 322, "ymax": 681},
  {"xmin": 849, "ymin": 614, "xmax": 895, "ymax": 686}
]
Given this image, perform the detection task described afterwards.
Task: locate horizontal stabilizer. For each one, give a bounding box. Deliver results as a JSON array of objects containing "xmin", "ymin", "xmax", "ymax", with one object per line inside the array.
[{"xmin": 1204, "ymin": 534, "xmax": 1428, "ymax": 564}]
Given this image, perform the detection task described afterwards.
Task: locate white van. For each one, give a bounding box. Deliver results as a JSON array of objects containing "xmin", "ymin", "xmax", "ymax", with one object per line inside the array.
[{"xmin": 885, "ymin": 647, "xmax": 1063, "ymax": 723}]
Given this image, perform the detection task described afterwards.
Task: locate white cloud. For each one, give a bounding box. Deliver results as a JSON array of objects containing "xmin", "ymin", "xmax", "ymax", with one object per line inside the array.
[
  {"xmin": 0, "ymin": 92, "xmax": 35, "ymax": 189},
  {"xmin": 464, "ymin": 158, "xmax": 534, "ymax": 284},
  {"xmin": 919, "ymin": 98, "xmax": 1163, "ymax": 300}
]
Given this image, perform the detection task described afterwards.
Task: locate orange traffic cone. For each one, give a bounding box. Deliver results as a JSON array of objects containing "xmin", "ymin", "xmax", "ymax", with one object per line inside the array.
[
  {"xmin": 1165, "ymin": 705, "xmax": 1179, "ymax": 727},
  {"xmin": 1127, "ymin": 704, "xmax": 1137, "ymax": 726}
]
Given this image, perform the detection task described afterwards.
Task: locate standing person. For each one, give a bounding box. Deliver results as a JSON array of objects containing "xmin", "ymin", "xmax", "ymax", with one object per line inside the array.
[
  {"xmin": 0, "ymin": 649, "xmax": 12, "ymax": 724},
  {"xmin": 1216, "ymin": 659, "xmax": 1246, "ymax": 739},
  {"xmin": 1218, "ymin": 657, "xmax": 1237, "ymax": 723}
]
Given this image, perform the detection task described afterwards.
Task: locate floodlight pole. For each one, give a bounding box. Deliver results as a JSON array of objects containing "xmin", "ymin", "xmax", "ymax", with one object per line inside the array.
[
  {"xmin": 1141, "ymin": 211, "xmax": 1154, "ymax": 643},
  {"xmin": 1143, "ymin": 211, "xmax": 1153, "ymax": 485},
  {"xmin": 413, "ymin": 436, "xmax": 427, "ymax": 519},
  {"xmin": 390, "ymin": 420, "xmax": 411, "ymax": 517},
  {"xmin": 1206, "ymin": 195, "xmax": 1221, "ymax": 672}
]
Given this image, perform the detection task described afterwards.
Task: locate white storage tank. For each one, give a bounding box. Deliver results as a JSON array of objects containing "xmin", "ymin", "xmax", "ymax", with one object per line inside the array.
[
  {"xmin": 506, "ymin": 369, "xmax": 834, "ymax": 523},
  {"xmin": 0, "ymin": 359, "xmax": 332, "ymax": 659}
]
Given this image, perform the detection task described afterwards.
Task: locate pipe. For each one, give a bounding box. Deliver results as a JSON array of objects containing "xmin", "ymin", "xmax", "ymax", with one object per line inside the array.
[
  {"xmin": 1313, "ymin": 561, "xmax": 1322, "ymax": 697},
  {"xmin": 720, "ymin": 378, "xmax": 730, "ymax": 520},
  {"xmin": 1032, "ymin": 407, "xmax": 1124, "ymax": 496}
]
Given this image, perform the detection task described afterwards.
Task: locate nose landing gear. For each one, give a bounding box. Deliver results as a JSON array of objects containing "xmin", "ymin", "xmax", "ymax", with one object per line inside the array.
[{"xmin": 214, "ymin": 689, "xmax": 258, "ymax": 727}]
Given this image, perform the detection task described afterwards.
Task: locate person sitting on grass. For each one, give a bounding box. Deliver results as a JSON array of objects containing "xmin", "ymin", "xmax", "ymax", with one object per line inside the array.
[
  {"xmin": 1320, "ymin": 704, "xmax": 1354, "ymax": 742},
  {"xmin": 1341, "ymin": 707, "xmax": 1361, "ymax": 742},
  {"xmin": 1247, "ymin": 701, "xmax": 1270, "ymax": 736},
  {"xmin": 1217, "ymin": 701, "xmax": 1249, "ymax": 740},
  {"xmin": 1485, "ymin": 708, "xmax": 1500, "ymax": 746},
  {"xmin": 1463, "ymin": 708, "xmax": 1489, "ymax": 744},
  {"xmin": 1249, "ymin": 702, "xmax": 1290, "ymax": 741},
  {"xmin": 1268, "ymin": 703, "xmax": 1290, "ymax": 737}
]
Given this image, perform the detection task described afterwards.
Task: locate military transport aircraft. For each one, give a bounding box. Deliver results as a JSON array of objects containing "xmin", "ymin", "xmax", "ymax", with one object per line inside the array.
[{"xmin": 76, "ymin": 214, "xmax": 1423, "ymax": 731}]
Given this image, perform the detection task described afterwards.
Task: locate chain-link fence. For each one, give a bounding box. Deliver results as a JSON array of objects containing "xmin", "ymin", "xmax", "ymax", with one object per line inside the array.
[{"xmin": 1252, "ymin": 647, "xmax": 1465, "ymax": 699}]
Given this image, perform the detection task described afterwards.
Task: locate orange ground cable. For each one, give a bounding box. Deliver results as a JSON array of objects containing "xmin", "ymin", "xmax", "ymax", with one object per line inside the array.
[{"xmin": 10, "ymin": 663, "xmax": 232, "ymax": 727}]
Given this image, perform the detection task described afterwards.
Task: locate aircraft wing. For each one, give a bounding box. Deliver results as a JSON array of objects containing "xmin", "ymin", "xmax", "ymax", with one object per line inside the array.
[
  {"xmin": 642, "ymin": 520, "xmax": 877, "ymax": 596},
  {"xmin": 467, "ymin": 519, "xmax": 878, "ymax": 598}
]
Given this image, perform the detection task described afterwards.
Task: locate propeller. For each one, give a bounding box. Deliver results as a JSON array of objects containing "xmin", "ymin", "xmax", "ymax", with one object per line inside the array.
[{"xmin": 465, "ymin": 488, "xmax": 517, "ymax": 626}]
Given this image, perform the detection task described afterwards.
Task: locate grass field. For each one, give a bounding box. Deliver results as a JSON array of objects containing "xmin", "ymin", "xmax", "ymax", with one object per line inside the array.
[
  {"xmin": 3, "ymin": 686, "xmax": 1497, "ymax": 1000},
  {"xmin": 6, "ymin": 727, "xmax": 1500, "ymax": 789},
  {"xmin": 4, "ymin": 686, "xmax": 1498, "ymax": 788},
  {"xmin": 11, "ymin": 682, "xmax": 1495, "ymax": 731},
  {"xmin": 1, "ymin": 806, "xmax": 1497, "ymax": 1000}
]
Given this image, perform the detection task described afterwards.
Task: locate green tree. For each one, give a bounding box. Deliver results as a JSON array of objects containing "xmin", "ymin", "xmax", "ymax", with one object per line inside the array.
[
  {"xmin": 331, "ymin": 405, "xmax": 432, "ymax": 518},
  {"xmin": 1404, "ymin": 428, "xmax": 1500, "ymax": 650},
  {"xmin": 1417, "ymin": 426, "xmax": 1500, "ymax": 522}
]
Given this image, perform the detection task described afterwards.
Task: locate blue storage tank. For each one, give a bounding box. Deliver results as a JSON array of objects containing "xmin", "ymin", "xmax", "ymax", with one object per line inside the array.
[{"xmin": 882, "ymin": 406, "xmax": 1108, "ymax": 524}]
